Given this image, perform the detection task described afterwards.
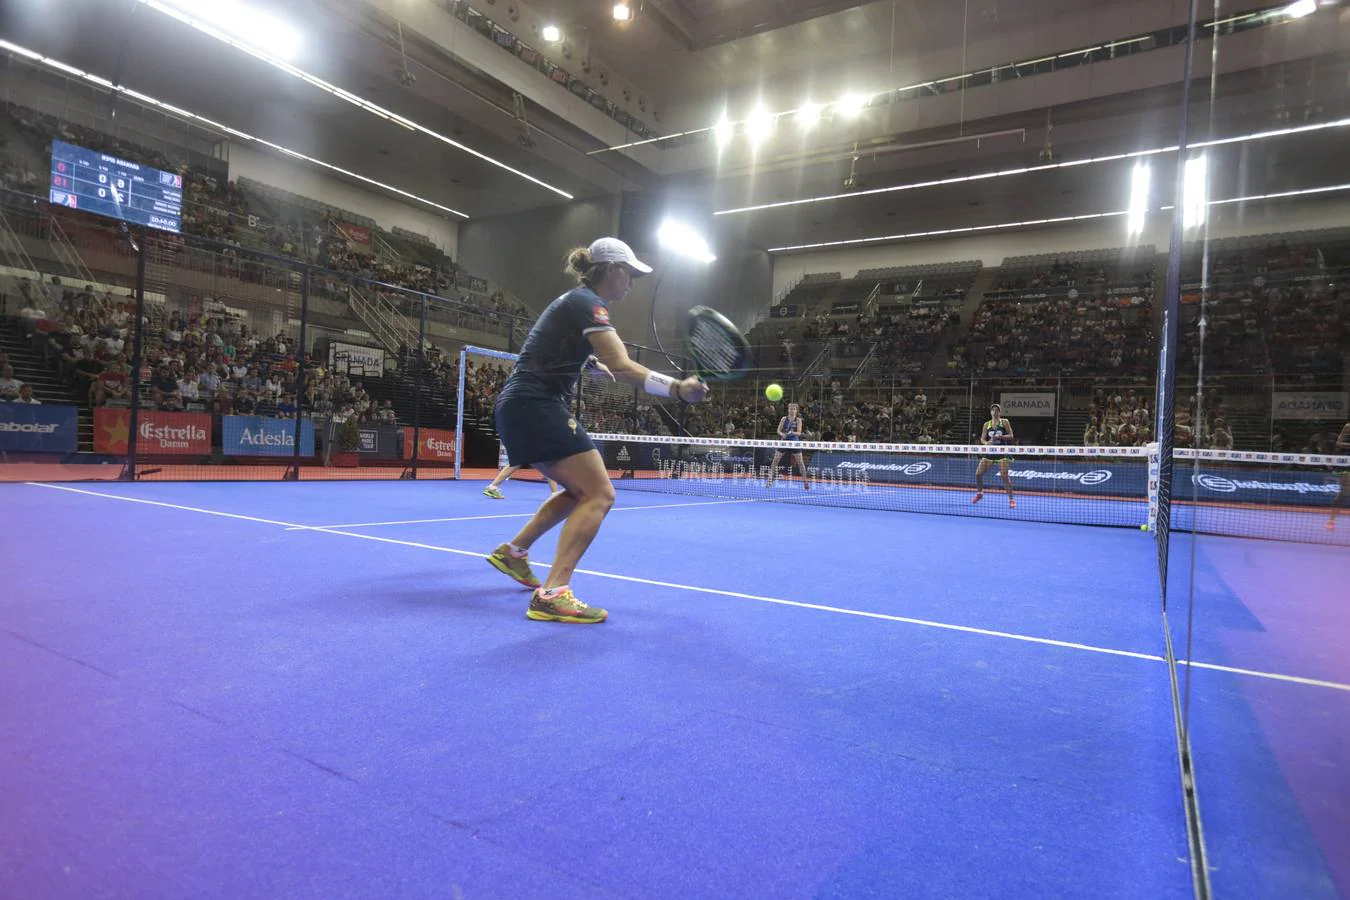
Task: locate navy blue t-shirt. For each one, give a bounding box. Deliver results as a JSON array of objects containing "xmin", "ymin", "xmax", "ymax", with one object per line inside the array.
[{"xmin": 499, "ymin": 286, "xmax": 615, "ymax": 404}]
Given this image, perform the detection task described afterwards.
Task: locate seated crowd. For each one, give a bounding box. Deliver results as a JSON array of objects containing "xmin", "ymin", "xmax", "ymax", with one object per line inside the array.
[
  {"xmin": 12, "ymin": 278, "xmax": 398, "ymax": 427},
  {"xmin": 1, "ymin": 102, "xmax": 532, "ymax": 328}
]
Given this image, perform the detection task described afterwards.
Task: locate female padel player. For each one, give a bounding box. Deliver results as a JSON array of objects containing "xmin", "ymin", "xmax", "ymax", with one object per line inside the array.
[
  {"xmin": 766, "ymin": 402, "xmax": 810, "ymax": 489},
  {"xmin": 485, "ymin": 238, "xmax": 709, "ymax": 623},
  {"xmin": 974, "ymin": 402, "xmax": 1016, "ymax": 508}
]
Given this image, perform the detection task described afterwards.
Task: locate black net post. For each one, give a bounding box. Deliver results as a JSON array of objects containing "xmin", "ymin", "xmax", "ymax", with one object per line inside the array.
[
  {"xmin": 287, "ymin": 266, "xmax": 311, "ymax": 481},
  {"xmin": 122, "ymin": 225, "xmax": 148, "ymax": 482},
  {"xmin": 409, "ymin": 294, "xmax": 428, "ymax": 479}
]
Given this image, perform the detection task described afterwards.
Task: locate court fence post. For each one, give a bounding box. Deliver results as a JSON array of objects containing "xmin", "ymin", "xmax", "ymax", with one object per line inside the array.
[
  {"xmin": 454, "ymin": 346, "xmax": 466, "ymax": 480},
  {"xmin": 288, "ymin": 266, "xmax": 311, "ymax": 481},
  {"xmin": 122, "ymin": 225, "xmax": 148, "ymax": 482},
  {"xmin": 409, "ymin": 294, "xmax": 428, "ymax": 479}
]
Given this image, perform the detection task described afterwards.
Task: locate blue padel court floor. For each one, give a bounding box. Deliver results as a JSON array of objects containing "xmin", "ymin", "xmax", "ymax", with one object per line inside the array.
[{"xmin": 1, "ymin": 479, "xmax": 1344, "ymax": 898}]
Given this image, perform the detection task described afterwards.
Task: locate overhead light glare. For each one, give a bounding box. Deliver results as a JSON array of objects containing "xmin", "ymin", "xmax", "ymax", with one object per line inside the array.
[
  {"xmin": 713, "ymin": 113, "xmax": 735, "ymax": 149},
  {"xmin": 838, "ymin": 92, "xmax": 869, "ymax": 118},
  {"xmin": 746, "ymin": 107, "xmax": 775, "ymax": 146},
  {"xmin": 1182, "ymin": 155, "xmax": 1209, "ymax": 229},
  {"xmin": 133, "ymin": 2, "xmax": 572, "ymax": 198},
  {"xmin": 715, "ymin": 116, "xmax": 1350, "ymax": 216},
  {"xmin": 612, "ymin": 3, "xmax": 632, "ymax": 21},
  {"xmin": 796, "ymin": 101, "xmax": 822, "ymax": 129},
  {"xmin": 0, "ymin": 39, "xmax": 471, "ymax": 218},
  {"xmin": 1127, "ymin": 163, "xmax": 1151, "ymax": 235},
  {"xmin": 541, "ymin": 24, "xmax": 562, "ymax": 42},
  {"xmin": 657, "ymin": 219, "xmax": 717, "ymax": 263},
  {"xmin": 1283, "ymin": 0, "xmax": 1317, "ymax": 17},
  {"xmin": 766, "ymin": 182, "xmax": 1350, "ymax": 253},
  {"xmin": 146, "ymin": 0, "xmax": 302, "ymax": 60}
]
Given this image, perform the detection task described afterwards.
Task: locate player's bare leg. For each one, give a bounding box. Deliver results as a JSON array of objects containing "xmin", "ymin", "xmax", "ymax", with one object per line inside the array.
[
  {"xmin": 1328, "ymin": 473, "xmax": 1349, "ymax": 531},
  {"xmin": 1000, "ymin": 460, "xmax": 1015, "ymax": 508},
  {"xmin": 766, "ymin": 450, "xmax": 783, "ymax": 487},
  {"xmin": 973, "ymin": 458, "xmax": 991, "ymax": 503},
  {"xmin": 794, "ymin": 453, "xmax": 810, "ymax": 489}
]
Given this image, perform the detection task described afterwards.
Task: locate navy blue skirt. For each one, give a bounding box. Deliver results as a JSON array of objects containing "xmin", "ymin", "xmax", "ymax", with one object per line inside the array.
[{"xmin": 495, "ymin": 395, "xmax": 596, "ymax": 467}]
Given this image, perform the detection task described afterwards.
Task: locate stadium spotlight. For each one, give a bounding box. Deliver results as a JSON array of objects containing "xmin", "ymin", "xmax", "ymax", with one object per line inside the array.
[
  {"xmin": 837, "ymin": 93, "xmax": 869, "ymax": 118},
  {"xmin": 796, "ymin": 101, "xmax": 822, "ymax": 129},
  {"xmin": 1283, "ymin": 0, "xmax": 1316, "ymax": 16},
  {"xmin": 1127, "ymin": 162, "xmax": 1151, "ymax": 235},
  {"xmin": 746, "ymin": 107, "xmax": 775, "ymax": 146},
  {"xmin": 1182, "ymin": 154, "xmax": 1208, "ymax": 229},
  {"xmin": 657, "ymin": 219, "xmax": 717, "ymax": 263},
  {"xmin": 713, "ymin": 113, "xmax": 735, "ymax": 149},
  {"xmin": 541, "ymin": 24, "xmax": 562, "ymax": 42},
  {"xmin": 151, "ymin": 0, "xmax": 302, "ymax": 60},
  {"xmin": 613, "ymin": 3, "xmax": 633, "ymax": 21}
]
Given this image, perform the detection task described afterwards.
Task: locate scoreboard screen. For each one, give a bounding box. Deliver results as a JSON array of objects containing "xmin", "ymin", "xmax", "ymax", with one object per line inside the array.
[{"xmin": 48, "ymin": 140, "xmax": 183, "ymax": 233}]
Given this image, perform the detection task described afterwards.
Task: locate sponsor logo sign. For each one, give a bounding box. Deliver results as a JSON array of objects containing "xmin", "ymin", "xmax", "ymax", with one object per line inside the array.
[
  {"xmin": 94, "ymin": 408, "xmax": 211, "ymax": 454},
  {"xmin": 403, "ymin": 427, "xmax": 457, "ymax": 461},
  {"xmin": 0, "ymin": 404, "xmax": 77, "ymax": 452},
  {"xmin": 999, "ymin": 392, "xmax": 1056, "ymax": 418},
  {"xmin": 1271, "ymin": 392, "xmax": 1347, "ymax": 421},
  {"xmin": 328, "ymin": 341, "xmax": 385, "ymax": 374},
  {"xmin": 222, "ymin": 415, "xmax": 315, "ymax": 457}
]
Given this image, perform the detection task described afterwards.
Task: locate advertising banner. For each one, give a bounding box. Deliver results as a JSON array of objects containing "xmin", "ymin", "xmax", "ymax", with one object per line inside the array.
[
  {"xmin": 222, "ymin": 415, "xmax": 314, "ymax": 456},
  {"xmin": 94, "ymin": 408, "xmax": 211, "ymax": 455},
  {"xmin": 0, "ymin": 403, "xmax": 77, "ymax": 452},
  {"xmin": 356, "ymin": 424, "xmax": 400, "ymax": 459},
  {"xmin": 403, "ymin": 427, "xmax": 457, "ymax": 462},
  {"xmin": 1271, "ymin": 392, "xmax": 1347, "ymax": 421},
  {"xmin": 335, "ymin": 223, "xmax": 371, "ymax": 245},
  {"xmin": 998, "ymin": 392, "xmax": 1057, "ymax": 418}
]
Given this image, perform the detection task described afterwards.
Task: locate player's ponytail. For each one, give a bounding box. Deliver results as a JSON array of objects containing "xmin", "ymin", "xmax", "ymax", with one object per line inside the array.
[{"xmin": 564, "ymin": 247, "xmax": 603, "ymax": 286}]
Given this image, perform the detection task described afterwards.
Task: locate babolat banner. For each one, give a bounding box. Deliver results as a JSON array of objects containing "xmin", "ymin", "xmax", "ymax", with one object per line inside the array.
[
  {"xmin": 222, "ymin": 415, "xmax": 315, "ymax": 456},
  {"xmin": 0, "ymin": 403, "xmax": 78, "ymax": 452}
]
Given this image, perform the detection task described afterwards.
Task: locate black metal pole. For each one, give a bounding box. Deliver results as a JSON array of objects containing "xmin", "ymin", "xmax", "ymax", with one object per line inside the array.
[
  {"xmin": 122, "ymin": 225, "xmax": 148, "ymax": 481},
  {"xmin": 409, "ymin": 295, "xmax": 428, "ymax": 479},
  {"xmin": 288, "ymin": 267, "xmax": 311, "ymax": 481}
]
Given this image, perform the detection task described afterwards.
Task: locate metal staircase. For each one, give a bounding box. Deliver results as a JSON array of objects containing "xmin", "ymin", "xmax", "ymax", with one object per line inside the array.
[
  {"xmin": 346, "ymin": 282, "xmax": 416, "ymax": 357},
  {"xmin": 47, "ymin": 217, "xmax": 97, "ymax": 285},
  {"xmin": 0, "ymin": 204, "xmax": 42, "ymax": 279}
]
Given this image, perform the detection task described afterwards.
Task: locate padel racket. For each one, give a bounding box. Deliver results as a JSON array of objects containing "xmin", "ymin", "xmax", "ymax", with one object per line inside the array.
[{"xmin": 684, "ymin": 305, "xmax": 753, "ymax": 382}]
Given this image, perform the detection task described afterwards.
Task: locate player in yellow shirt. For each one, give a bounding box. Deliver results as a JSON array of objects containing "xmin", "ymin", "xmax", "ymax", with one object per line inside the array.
[{"xmin": 973, "ymin": 402, "xmax": 1016, "ymax": 509}]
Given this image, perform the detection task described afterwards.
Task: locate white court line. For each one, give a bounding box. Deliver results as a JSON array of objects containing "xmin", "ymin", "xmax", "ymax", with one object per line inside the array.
[
  {"xmin": 26, "ymin": 482, "xmax": 1350, "ymax": 693},
  {"xmin": 296, "ymin": 498, "xmax": 760, "ymax": 530}
]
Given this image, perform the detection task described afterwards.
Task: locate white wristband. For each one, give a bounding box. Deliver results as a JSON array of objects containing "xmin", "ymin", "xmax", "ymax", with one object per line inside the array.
[{"xmin": 644, "ymin": 371, "xmax": 677, "ymax": 397}]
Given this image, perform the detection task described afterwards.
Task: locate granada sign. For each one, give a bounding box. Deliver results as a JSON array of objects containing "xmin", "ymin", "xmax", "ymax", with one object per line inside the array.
[
  {"xmin": 94, "ymin": 408, "xmax": 211, "ymax": 455},
  {"xmin": 1272, "ymin": 392, "xmax": 1347, "ymax": 421},
  {"xmin": 998, "ymin": 392, "xmax": 1056, "ymax": 418}
]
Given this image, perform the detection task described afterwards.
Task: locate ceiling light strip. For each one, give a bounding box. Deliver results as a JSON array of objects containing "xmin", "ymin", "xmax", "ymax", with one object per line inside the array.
[
  {"xmin": 138, "ymin": 0, "xmax": 573, "ymax": 200},
  {"xmin": 720, "ymin": 116, "xmax": 1350, "ymax": 216},
  {"xmin": 766, "ymin": 182, "xmax": 1350, "ymax": 253},
  {"xmin": 591, "ymin": 6, "xmax": 1280, "ymax": 155},
  {"xmin": 0, "ymin": 39, "xmax": 470, "ymax": 219}
]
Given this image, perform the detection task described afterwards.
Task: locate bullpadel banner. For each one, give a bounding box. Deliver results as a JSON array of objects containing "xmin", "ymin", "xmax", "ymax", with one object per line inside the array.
[{"xmin": 595, "ymin": 441, "xmax": 1342, "ymax": 510}]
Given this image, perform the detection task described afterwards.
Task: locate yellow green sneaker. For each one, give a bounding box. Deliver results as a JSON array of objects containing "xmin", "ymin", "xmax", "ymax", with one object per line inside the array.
[
  {"xmin": 486, "ymin": 543, "xmax": 541, "ymax": 588},
  {"xmin": 527, "ymin": 587, "xmax": 607, "ymax": 624},
  {"xmin": 483, "ymin": 485, "xmax": 505, "ymax": 499}
]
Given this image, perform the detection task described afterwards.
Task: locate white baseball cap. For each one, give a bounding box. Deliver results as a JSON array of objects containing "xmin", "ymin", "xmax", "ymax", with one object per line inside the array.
[{"xmin": 588, "ymin": 237, "xmax": 652, "ymax": 275}]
